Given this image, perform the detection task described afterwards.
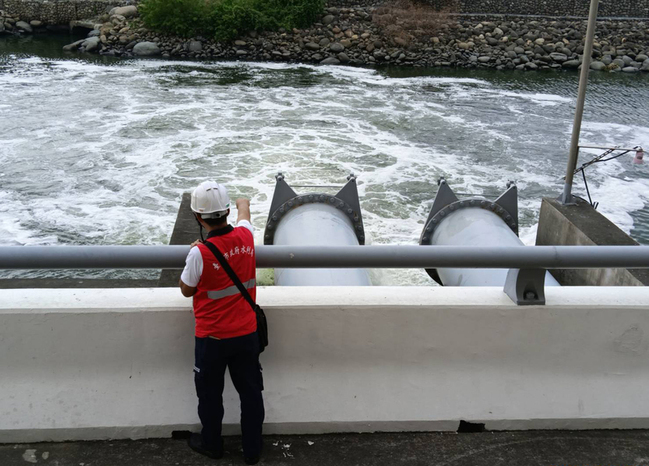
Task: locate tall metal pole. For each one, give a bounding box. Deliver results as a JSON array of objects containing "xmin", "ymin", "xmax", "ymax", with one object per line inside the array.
[{"xmin": 561, "ymin": 0, "xmax": 600, "ymax": 204}]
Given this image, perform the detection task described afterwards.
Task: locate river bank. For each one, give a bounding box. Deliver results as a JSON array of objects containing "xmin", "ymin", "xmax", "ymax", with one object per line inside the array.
[{"xmin": 3, "ymin": 5, "xmax": 649, "ymax": 71}]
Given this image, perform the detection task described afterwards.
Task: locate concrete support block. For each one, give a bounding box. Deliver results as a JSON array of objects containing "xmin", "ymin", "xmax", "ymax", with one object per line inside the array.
[
  {"xmin": 536, "ymin": 197, "xmax": 649, "ymax": 286},
  {"xmin": 1, "ymin": 286, "xmax": 649, "ymax": 443},
  {"xmin": 159, "ymin": 193, "xmax": 196, "ymax": 287}
]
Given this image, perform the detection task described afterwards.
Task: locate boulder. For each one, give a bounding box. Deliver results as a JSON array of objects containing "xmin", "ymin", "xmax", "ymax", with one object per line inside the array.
[
  {"xmin": 70, "ymin": 20, "xmax": 96, "ymax": 31},
  {"xmin": 590, "ymin": 61, "xmax": 606, "ymax": 71},
  {"xmin": 16, "ymin": 21, "xmax": 32, "ymax": 33},
  {"xmin": 81, "ymin": 36, "xmax": 101, "ymax": 53},
  {"xmin": 62, "ymin": 39, "xmax": 85, "ymax": 52},
  {"xmin": 29, "ymin": 20, "xmax": 42, "ymax": 27},
  {"xmin": 329, "ymin": 42, "xmax": 344, "ymax": 52},
  {"xmin": 562, "ymin": 59, "xmax": 580, "ymax": 69},
  {"xmin": 322, "ymin": 15, "xmax": 334, "ymax": 25},
  {"xmin": 622, "ymin": 66, "xmax": 638, "ymax": 73},
  {"xmin": 549, "ymin": 52, "xmax": 568, "ymax": 62},
  {"xmin": 320, "ymin": 57, "xmax": 340, "ymax": 65},
  {"xmin": 305, "ymin": 42, "xmax": 319, "ymax": 50},
  {"xmin": 188, "ymin": 40, "xmax": 202, "ymax": 52},
  {"xmin": 133, "ymin": 41, "xmax": 160, "ymax": 56},
  {"xmin": 109, "ymin": 5, "xmax": 138, "ymax": 18}
]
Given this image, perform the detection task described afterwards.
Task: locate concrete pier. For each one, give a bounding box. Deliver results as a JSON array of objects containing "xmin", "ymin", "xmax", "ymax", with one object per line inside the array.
[
  {"xmin": 536, "ymin": 196, "xmax": 649, "ymax": 286},
  {"xmin": 158, "ymin": 193, "xmax": 195, "ymax": 287}
]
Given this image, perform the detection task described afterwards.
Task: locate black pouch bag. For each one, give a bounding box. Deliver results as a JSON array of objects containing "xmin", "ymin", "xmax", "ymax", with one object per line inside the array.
[{"xmin": 202, "ymin": 240, "xmax": 268, "ymax": 353}]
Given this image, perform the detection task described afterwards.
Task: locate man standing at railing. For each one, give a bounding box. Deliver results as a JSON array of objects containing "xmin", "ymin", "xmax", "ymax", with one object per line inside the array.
[{"xmin": 179, "ymin": 181, "xmax": 264, "ymax": 465}]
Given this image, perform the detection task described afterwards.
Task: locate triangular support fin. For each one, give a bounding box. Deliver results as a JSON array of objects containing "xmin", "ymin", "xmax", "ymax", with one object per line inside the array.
[
  {"xmin": 266, "ymin": 172, "xmax": 298, "ymax": 225},
  {"xmin": 423, "ymin": 178, "xmax": 459, "ymax": 228},
  {"xmin": 335, "ymin": 174, "xmax": 362, "ymax": 218},
  {"xmin": 495, "ymin": 182, "xmax": 519, "ymax": 235}
]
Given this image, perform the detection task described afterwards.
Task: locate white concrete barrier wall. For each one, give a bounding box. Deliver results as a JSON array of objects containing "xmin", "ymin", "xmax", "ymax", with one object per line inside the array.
[{"xmin": 1, "ymin": 286, "xmax": 649, "ymax": 443}]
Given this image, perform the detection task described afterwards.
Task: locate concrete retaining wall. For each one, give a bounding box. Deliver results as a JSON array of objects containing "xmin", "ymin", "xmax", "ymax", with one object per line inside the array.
[
  {"xmin": 328, "ymin": 0, "xmax": 649, "ymax": 18},
  {"xmin": 2, "ymin": 0, "xmax": 648, "ymax": 25},
  {"xmin": 1, "ymin": 286, "xmax": 649, "ymax": 443},
  {"xmin": 433, "ymin": 0, "xmax": 649, "ymax": 18},
  {"xmin": 0, "ymin": 0, "xmax": 131, "ymax": 25}
]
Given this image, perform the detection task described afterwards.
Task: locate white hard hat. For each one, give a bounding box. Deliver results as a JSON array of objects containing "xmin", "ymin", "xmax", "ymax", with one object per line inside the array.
[{"xmin": 190, "ymin": 181, "xmax": 231, "ymax": 218}]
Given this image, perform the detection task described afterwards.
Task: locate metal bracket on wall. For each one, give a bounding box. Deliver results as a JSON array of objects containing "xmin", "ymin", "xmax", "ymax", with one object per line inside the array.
[{"xmin": 503, "ymin": 268, "xmax": 547, "ymax": 305}]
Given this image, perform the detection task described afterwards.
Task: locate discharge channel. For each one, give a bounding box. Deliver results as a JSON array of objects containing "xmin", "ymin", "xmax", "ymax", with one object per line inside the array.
[{"xmin": 1, "ymin": 35, "xmax": 648, "ymax": 285}]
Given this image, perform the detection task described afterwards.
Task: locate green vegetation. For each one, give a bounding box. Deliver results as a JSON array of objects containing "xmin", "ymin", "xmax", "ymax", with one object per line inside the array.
[{"xmin": 139, "ymin": 0, "xmax": 325, "ymax": 41}]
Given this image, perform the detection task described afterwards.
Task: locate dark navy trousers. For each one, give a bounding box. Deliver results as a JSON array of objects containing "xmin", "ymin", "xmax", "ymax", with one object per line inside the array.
[{"xmin": 194, "ymin": 332, "xmax": 264, "ymax": 457}]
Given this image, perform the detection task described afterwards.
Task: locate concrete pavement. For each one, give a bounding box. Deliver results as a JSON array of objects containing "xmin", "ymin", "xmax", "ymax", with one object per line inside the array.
[{"xmin": 3, "ymin": 430, "xmax": 649, "ymax": 466}]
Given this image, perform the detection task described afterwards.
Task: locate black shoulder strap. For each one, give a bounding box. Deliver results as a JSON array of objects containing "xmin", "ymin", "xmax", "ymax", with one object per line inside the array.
[{"xmin": 202, "ymin": 240, "xmax": 256, "ymax": 312}]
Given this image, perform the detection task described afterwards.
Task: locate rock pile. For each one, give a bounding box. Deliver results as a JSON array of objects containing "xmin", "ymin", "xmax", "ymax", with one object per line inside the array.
[
  {"xmin": 0, "ymin": 9, "xmax": 48, "ymax": 35},
  {"xmin": 44, "ymin": 5, "xmax": 649, "ymax": 71}
]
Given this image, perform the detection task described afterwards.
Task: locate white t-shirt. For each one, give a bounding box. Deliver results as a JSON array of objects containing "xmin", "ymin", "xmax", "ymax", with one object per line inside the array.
[{"xmin": 180, "ymin": 220, "xmax": 254, "ymax": 288}]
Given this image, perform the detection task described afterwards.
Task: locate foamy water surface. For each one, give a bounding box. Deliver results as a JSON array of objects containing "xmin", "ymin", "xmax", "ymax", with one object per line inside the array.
[{"xmin": 1, "ymin": 43, "xmax": 648, "ymax": 284}]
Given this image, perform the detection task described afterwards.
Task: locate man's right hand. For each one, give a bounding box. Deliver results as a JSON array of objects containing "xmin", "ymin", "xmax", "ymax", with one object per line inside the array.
[
  {"xmin": 236, "ymin": 198, "xmax": 250, "ymax": 209},
  {"xmin": 190, "ymin": 239, "xmax": 202, "ymax": 248},
  {"xmin": 236, "ymin": 198, "xmax": 251, "ymax": 223}
]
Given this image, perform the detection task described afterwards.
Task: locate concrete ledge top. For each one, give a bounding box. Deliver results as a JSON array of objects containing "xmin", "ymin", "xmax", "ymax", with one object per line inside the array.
[{"xmin": 0, "ymin": 286, "xmax": 648, "ymax": 313}]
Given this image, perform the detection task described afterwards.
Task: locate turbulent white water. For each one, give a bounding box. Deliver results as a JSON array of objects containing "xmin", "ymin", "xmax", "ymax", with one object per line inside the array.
[{"xmin": 1, "ymin": 54, "xmax": 648, "ymax": 284}]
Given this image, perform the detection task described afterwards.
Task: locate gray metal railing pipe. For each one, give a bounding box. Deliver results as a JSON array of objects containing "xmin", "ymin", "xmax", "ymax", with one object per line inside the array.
[{"xmin": 0, "ymin": 245, "xmax": 648, "ymax": 270}]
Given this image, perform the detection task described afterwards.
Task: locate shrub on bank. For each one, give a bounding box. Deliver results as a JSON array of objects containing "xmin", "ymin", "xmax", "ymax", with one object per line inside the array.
[
  {"xmin": 139, "ymin": 0, "xmax": 210, "ymax": 37},
  {"xmin": 139, "ymin": 0, "xmax": 325, "ymax": 41},
  {"xmin": 373, "ymin": 0, "xmax": 457, "ymax": 45}
]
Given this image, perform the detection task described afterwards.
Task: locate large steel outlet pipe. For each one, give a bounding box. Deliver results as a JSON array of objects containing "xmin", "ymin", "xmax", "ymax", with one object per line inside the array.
[
  {"xmin": 264, "ymin": 173, "xmax": 372, "ymax": 286},
  {"xmin": 420, "ymin": 180, "xmax": 560, "ymax": 287}
]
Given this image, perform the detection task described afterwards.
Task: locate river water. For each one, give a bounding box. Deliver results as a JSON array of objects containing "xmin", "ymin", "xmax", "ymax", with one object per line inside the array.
[{"xmin": 1, "ymin": 35, "xmax": 648, "ymax": 284}]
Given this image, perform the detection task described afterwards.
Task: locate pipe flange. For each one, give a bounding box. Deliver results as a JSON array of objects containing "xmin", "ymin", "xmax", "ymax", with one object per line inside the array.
[
  {"xmin": 419, "ymin": 198, "xmax": 517, "ymax": 245},
  {"xmin": 264, "ymin": 194, "xmax": 365, "ymax": 245}
]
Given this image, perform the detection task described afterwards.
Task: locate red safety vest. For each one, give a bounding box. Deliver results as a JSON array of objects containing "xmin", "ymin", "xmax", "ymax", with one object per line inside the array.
[{"xmin": 193, "ymin": 226, "xmax": 257, "ymax": 339}]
